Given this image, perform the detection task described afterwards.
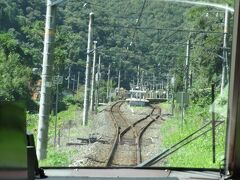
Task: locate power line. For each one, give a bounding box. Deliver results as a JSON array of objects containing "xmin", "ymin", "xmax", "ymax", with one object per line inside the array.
[
  {"xmin": 95, "ymin": 24, "xmax": 224, "ymax": 34},
  {"xmin": 98, "ymin": 48, "xmax": 187, "ymax": 59},
  {"xmin": 130, "ymin": 0, "xmax": 148, "ymax": 45},
  {"xmin": 191, "ymin": 33, "xmax": 223, "ymax": 46},
  {"xmin": 136, "ymin": 0, "xmax": 147, "ymax": 26},
  {"xmin": 96, "ymin": 32, "xmax": 225, "ymax": 58}
]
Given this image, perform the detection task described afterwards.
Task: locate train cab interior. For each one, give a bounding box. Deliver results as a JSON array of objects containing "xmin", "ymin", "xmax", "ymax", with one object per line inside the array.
[{"xmin": 1, "ymin": 0, "xmax": 240, "ymax": 179}]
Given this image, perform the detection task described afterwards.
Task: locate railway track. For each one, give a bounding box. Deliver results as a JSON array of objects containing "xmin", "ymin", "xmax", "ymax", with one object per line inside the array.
[{"xmin": 105, "ymin": 101, "xmax": 162, "ymax": 167}]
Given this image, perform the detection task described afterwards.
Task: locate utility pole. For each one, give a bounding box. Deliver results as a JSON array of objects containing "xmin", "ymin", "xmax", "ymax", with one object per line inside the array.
[
  {"xmin": 107, "ymin": 64, "xmax": 111, "ymax": 102},
  {"xmin": 95, "ymin": 55, "xmax": 101, "ymax": 112},
  {"xmin": 53, "ymin": 75, "xmax": 62, "ymax": 147},
  {"xmin": 171, "ymin": 75, "xmax": 175, "ymax": 116},
  {"xmin": 221, "ymin": 5, "xmax": 229, "ymax": 96},
  {"xmin": 72, "ymin": 74, "xmax": 76, "ymax": 91},
  {"xmin": 152, "ymin": 73, "xmax": 155, "ymax": 91},
  {"xmin": 211, "ymin": 83, "xmax": 216, "ymax": 163},
  {"xmin": 37, "ymin": 0, "xmax": 58, "ymax": 160},
  {"xmin": 67, "ymin": 66, "xmax": 71, "ymax": 89},
  {"xmin": 189, "ymin": 70, "xmax": 192, "ymax": 88},
  {"xmin": 185, "ymin": 38, "xmax": 190, "ymax": 93},
  {"xmin": 54, "ymin": 76, "xmax": 59, "ymax": 147},
  {"xmin": 77, "ymin": 71, "xmax": 80, "ymax": 91},
  {"xmin": 137, "ymin": 65, "xmax": 139, "ymax": 87},
  {"xmin": 141, "ymin": 70, "xmax": 144, "ymax": 90},
  {"xmin": 90, "ymin": 41, "xmax": 97, "ymax": 112},
  {"xmin": 117, "ymin": 61, "xmax": 121, "ymax": 95},
  {"xmin": 83, "ymin": 12, "xmax": 94, "ymax": 126},
  {"xmin": 109, "ymin": 77, "xmax": 113, "ymax": 102},
  {"xmin": 167, "ymin": 74, "xmax": 170, "ymax": 100}
]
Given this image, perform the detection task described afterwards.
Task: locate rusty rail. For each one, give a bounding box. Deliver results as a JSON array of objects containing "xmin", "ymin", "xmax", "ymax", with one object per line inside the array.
[{"xmin": 105, "ymin": 102, "xmax": 162, "ymax": 166}]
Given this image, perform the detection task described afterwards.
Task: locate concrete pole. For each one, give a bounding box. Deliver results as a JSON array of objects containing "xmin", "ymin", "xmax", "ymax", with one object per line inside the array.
[
  {"xmin": 67, "ymin": 66, "xmax": 71, "ymax": 89},
  {"xmin": 221, "ymin": 5, "xmax": 229, "ymax": 96},
  {"xmin": 72, "ymin": 74, "xmax": 76, "ymax": 91},
  {"xmin": 185, "ymin": 39, "xmax": 190, "ymax": 93},
  {"xmin": 107, "ymin": 64, "xmax": 111, "ymax": 102},
  {"xmin": 109, "ymin": 78, "xmax": 113, "ymax": 102},
  {"xmin": 137, "ymin": 65, "xmax": 140, "ymax": 88},
  {"xmin": 167, "ymin": 74, "xmax": 170, "ymax": 100},
  {"xmin": 83, "ymin": 12, "xmax": 94, "ymax": 126},
  {"xmin": 98, "ymin": 56, "xmax": 101, "ymax": 82},
  {"xmin": 54, "ymin": 75, "xmax": 59, "ymax": 147},
  {"xmin": 117, "ymin": 59, "xmax": 122, "ymax": 94},
  {"xmin": 211, "ymin": 83, "xmax": 216, "ymax": 163},
  {"xmin": 95, "ymin": 55, "xmax": 101, "ymax": 112},
  {"xmin": 90, "ymin": 41, "xmax": 97, "ymax": 112},
  {"xmin": 124, "ymin": 70, "xmax": 126, "ymax": 82},
  {"xmin": 117, "ymin": 70, "xmax": 121, "ymax": 94},
  {"xmin": 77, "ymin": 71, "xmax": 80, "ymax": 91},
  {"xmin": 152, "ymin": 73, "xmax": 155, "ymax": 90},
  {"xmin": 37, "ymin": 0, "xmax": 57, "ymax": 160}
]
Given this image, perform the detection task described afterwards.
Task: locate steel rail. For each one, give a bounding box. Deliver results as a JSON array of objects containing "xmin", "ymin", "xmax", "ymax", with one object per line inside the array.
[
  {"xmin": 105, "ymin": 102, "xmax": 161, "ymax": 166},
  {"xmin": 120, "ymin": 106, "xmax": 157, "ymax": 137},
  {"xmin": 120, "ymin": 106, "xmax": 156, "ymax": 164},
  {"xmin": 136, "ymin": 115, "xmax": 160, "ymax": 164},
  {"xmin": 104, "ymin": 101, "xmax": 124, "ymax": 166}
]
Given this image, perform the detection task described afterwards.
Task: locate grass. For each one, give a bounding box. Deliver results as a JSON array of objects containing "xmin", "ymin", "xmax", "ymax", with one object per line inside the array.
[
  {"xmin": 39, "ymin": 147, "xmax": 78, "ymax": 167},
  {"xmin": 27, "ymin": 104, "xmax": 97, "ymax": 167},
  {"xmin": 160, "ymin": 102, "xmax": 172, "ymax": 113},
  {"xmin": 26, "ymin": 105, "xmax": 78, "ymax": 138},
  {"xmin": 26, "ymin": 104, "xmax": 81, "ymax": 167},
  {"xmin": 159, "ymin": 103, "xmax": 226, "ymax": 168}
]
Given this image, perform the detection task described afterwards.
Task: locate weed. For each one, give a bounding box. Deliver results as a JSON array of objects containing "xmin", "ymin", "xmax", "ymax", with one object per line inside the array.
[{"xmin": 160, "ymin": 104, "xmax": 226, "ymax": 168}]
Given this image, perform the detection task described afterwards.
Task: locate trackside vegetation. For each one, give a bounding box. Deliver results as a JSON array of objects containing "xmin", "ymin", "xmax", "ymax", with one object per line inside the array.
[
  {"xmin": 159, "ymin": 88, "xmax": 227, "ymax": 168},
  {"xmin": 27, "ymin": 105, "xmax": 79, "ymax": 166}
]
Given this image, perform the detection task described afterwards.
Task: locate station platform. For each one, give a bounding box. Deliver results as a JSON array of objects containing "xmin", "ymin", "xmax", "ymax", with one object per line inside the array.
[{"xmin": 146, "ymin": 98, "xmax": 168, "ymax": 103}]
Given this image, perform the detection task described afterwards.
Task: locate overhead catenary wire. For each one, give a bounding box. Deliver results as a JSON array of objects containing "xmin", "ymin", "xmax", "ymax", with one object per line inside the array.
[
  {"xmin": 140, "ymin": 27, "xmax": 222, "ymax": 48},
  {"xmin": 131, "ymin": 0, "xmax": 148, "ymax": 42},
  {"xmin": 95, "ymin": 33, "xmax": 226, "ymax": 63},
  {"xmin": 80, "ymin": 0, "xmax": 225, "ymax": 55},
  {"xmin": 95, "ymin": 24, "xmax": 224, "ymax": 34},
  {"xmin": 78, "ymin": 0, "xmax": 231, "ymax": 83},
  {"xmin": 95, "ymin": 24, "xmax": 224, "ymax": 60}
]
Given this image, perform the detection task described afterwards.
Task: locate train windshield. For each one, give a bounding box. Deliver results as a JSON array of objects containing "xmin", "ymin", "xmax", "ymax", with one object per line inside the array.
[{"xmin": 1, "ymin": 0, "xmax": 234, "ymax": 169}]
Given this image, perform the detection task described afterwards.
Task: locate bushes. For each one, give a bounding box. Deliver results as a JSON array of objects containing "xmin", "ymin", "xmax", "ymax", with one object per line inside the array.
[
  {"xmin": 190, "ymin": 88, "xmax": 212, "ymax": 107},
  {"xmin": 62, "ymin": 94, "xmax": 78, "ymax": 106}
]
